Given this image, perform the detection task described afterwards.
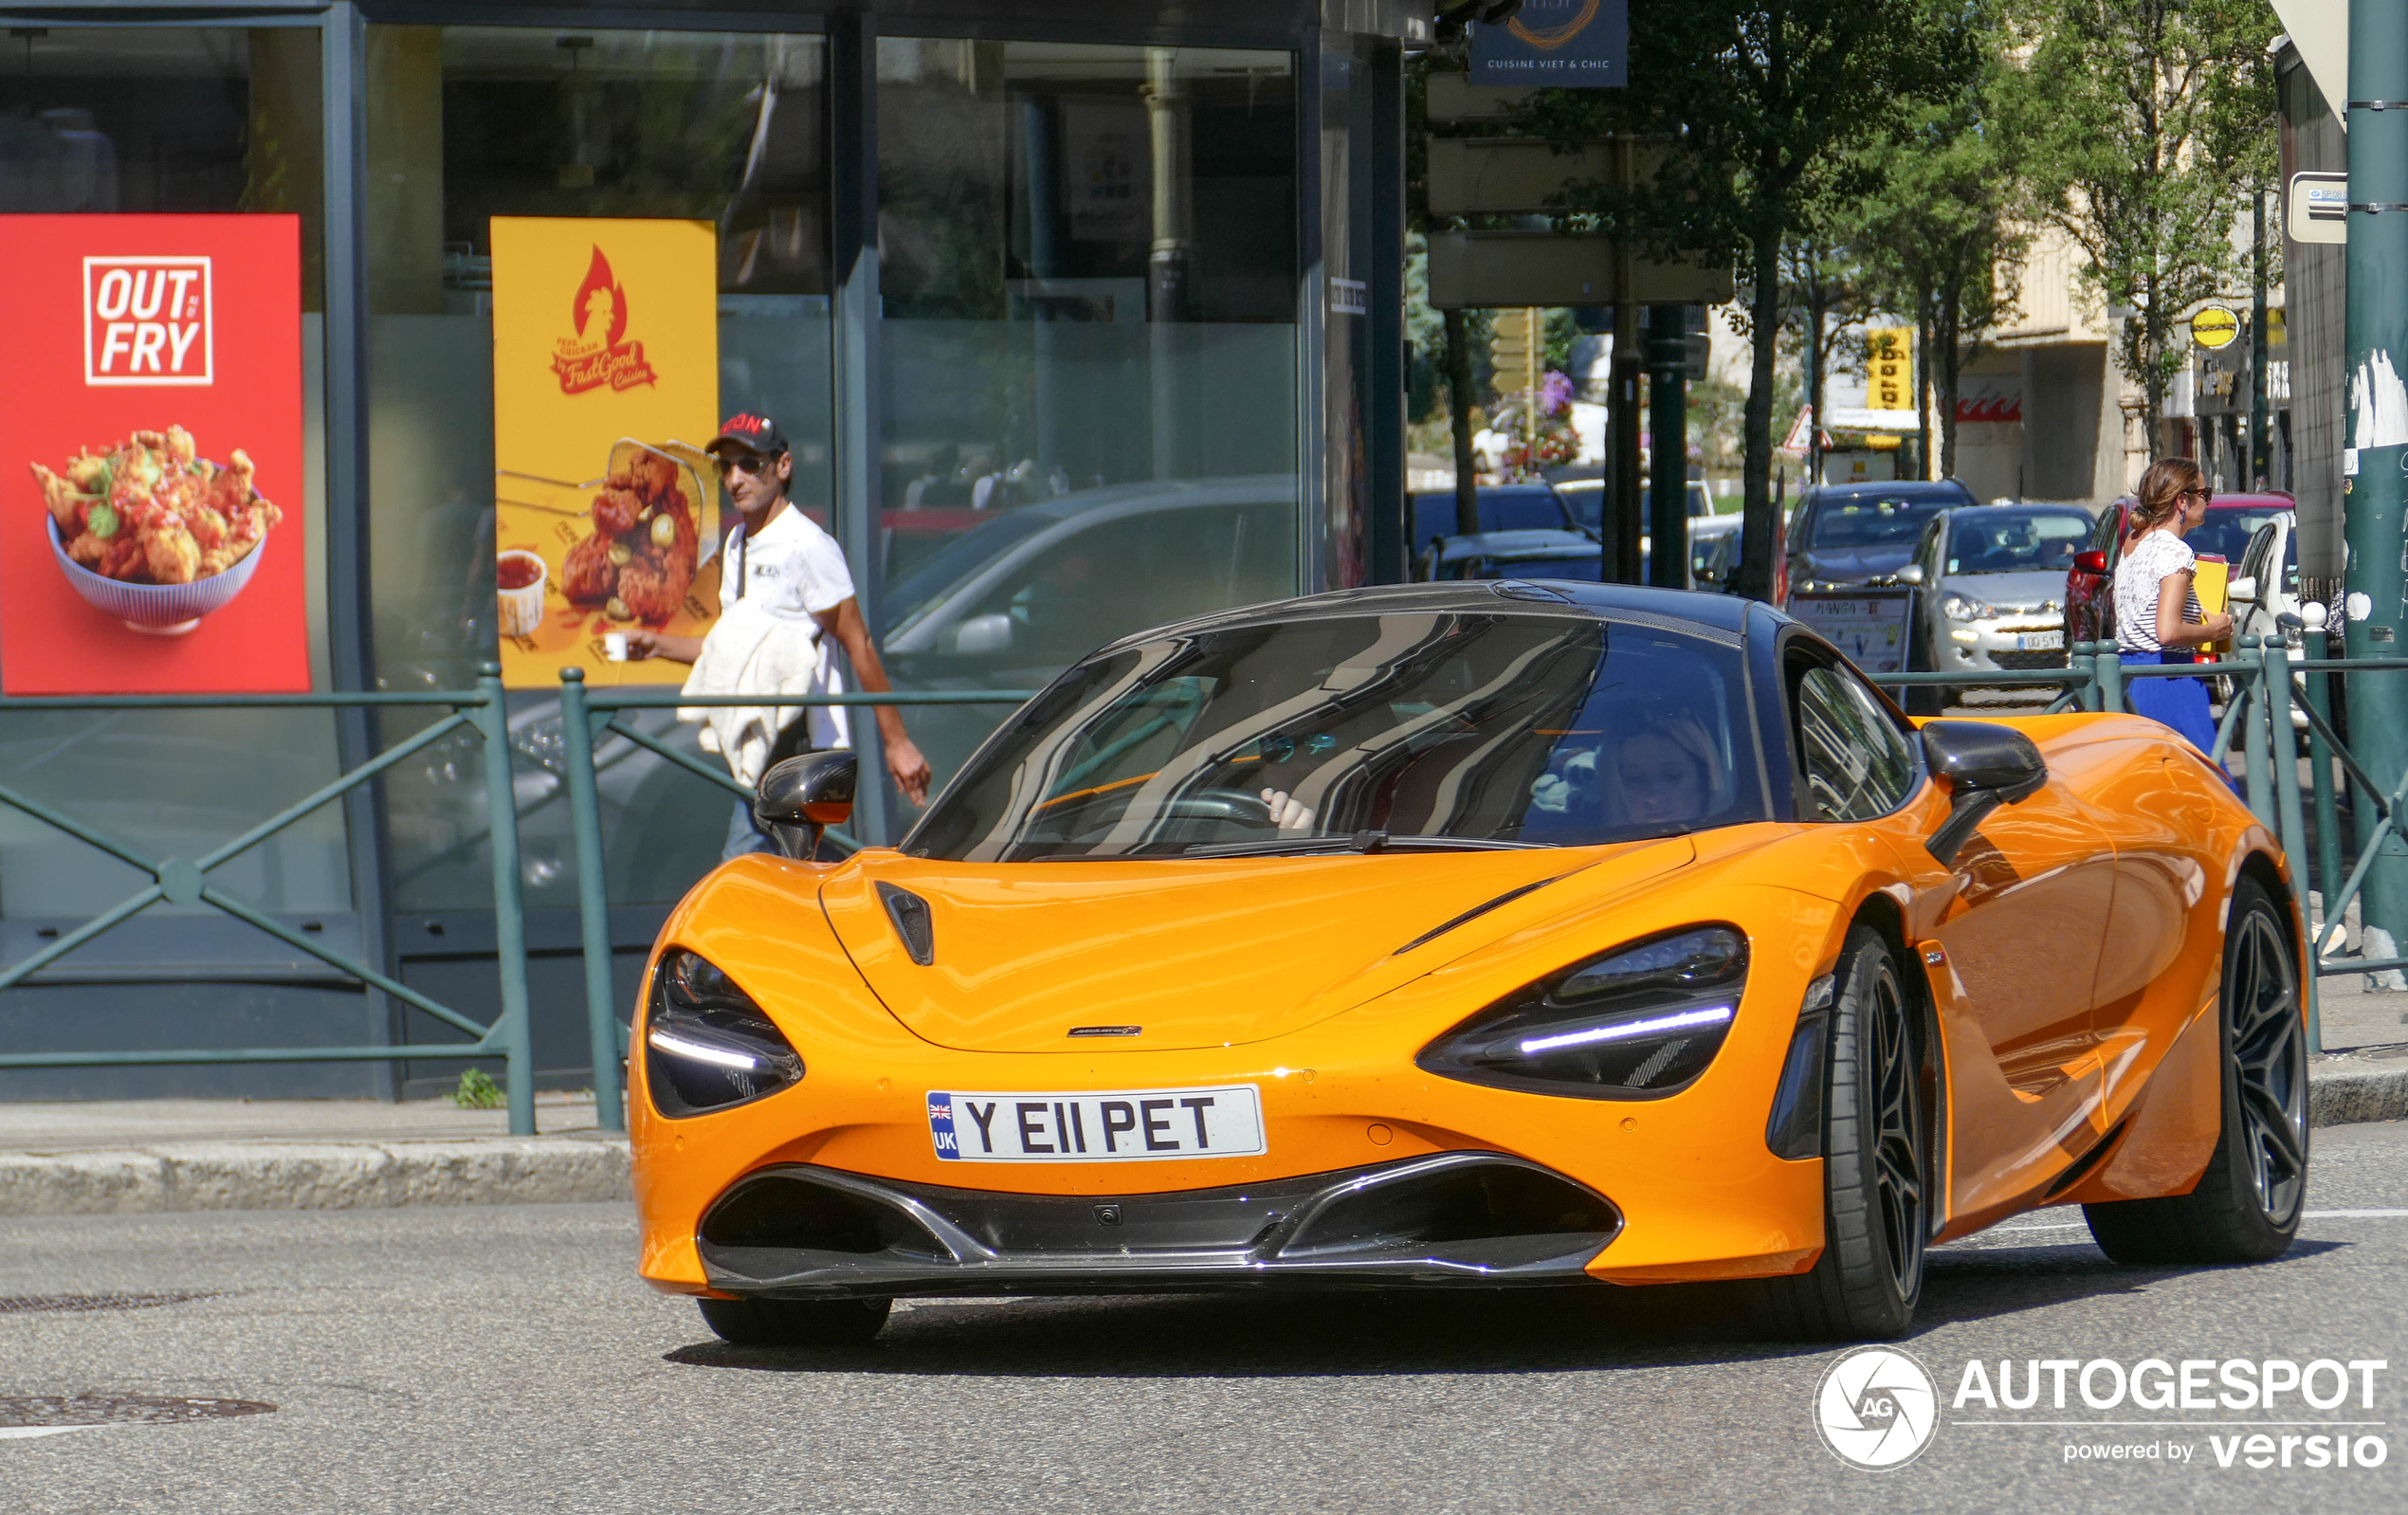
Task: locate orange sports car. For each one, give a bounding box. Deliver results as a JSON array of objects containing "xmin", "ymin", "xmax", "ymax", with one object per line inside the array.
[{"xmin": 630, "ymin": 582, "xmax": 2308, "ymax": 1345}]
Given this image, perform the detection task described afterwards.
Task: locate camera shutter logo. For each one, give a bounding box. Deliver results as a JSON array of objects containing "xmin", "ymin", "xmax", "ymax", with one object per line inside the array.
[
  {"xmin": 1815, "ymin": 1347, "xmax": 1940, "ymax": 1469},
  {"xmin": 83, "ymin": 256, "xmax": 212, "ymax": 386}
]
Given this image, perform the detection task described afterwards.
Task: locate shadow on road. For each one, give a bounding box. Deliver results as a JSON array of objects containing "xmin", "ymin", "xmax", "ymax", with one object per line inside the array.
[{"xmin": 658, "ymin": 1238, "xmax": 2347, "ymax": 1378}]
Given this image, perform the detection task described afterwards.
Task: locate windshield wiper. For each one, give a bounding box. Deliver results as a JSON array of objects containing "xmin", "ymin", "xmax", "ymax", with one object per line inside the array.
[{"xmin": 1182, "ymin": 831, "xmax": 1542, "ymax": 859}]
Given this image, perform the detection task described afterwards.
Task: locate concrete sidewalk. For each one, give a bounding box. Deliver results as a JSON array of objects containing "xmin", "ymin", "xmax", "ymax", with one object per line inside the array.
[{"xmin": 0, "ymin": 1092, "xmax": 628, "ymax": 1218}]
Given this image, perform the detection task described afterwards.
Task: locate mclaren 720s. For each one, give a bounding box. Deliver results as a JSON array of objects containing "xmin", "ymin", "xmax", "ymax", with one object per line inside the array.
[{"xmin": 631, "ymin": 581, "xmax": 2308, "ymax": 1345}]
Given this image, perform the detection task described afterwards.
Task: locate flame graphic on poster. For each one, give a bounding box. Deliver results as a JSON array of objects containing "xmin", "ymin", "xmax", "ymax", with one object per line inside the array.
[{"xmin": 551, "ymin": 245, "xmax": 656, "ymax": 395}]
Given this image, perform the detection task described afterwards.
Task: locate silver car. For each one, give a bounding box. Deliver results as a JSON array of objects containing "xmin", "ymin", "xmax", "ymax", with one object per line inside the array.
[{"xmin": 1897, "ymin": 503, "xmax": 2094, "ymax": 705}]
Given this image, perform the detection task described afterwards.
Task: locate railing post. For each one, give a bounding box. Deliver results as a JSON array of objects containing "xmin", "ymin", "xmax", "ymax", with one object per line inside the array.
[
  {"xmin": 471, "ymin": 662, "xmax": 537, "ymax": 1137},
  {"xmin": 2261, "ymin": 632, "xmax": 2319, "ymax": 1052},
  {"xmin": 2098, "ymin": 644, "xmax": 2125, "ymax": 714},
  {"xmin": 2238, "ymin": 637, "xmax": 2274, "ymax": 828},
  {"xmin": 558, "ymin": 668, "xmax": 624, "ymax": 1132},
  {"xmin": 2067, "ymin": 640, "xmax": 2096, "ymax": 712},
  {"xmin": 2306, "ymin": 649, "xmax": 2344, "ymax": 916}
]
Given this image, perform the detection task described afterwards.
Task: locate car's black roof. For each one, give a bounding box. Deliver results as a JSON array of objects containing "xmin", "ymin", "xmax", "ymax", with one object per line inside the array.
[
  {"xmin": 1097, "ymin": 580, "xmax": 1756, "ymax": 656},
  {"xmin": 1802, "ymin": 480, "xmax": 1977, "ymax": 503}
]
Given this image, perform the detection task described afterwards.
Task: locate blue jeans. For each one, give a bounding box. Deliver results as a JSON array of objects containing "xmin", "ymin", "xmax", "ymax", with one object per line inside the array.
[{"xmin": 721, "ymin": 797, "xmax": 773, "ymax": 862}]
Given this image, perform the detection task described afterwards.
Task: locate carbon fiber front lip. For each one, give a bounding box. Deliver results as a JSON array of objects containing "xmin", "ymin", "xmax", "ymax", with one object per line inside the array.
[{"xmin": 698, "ymin": 1151, "xmax": 1623, "ymax": 1298}]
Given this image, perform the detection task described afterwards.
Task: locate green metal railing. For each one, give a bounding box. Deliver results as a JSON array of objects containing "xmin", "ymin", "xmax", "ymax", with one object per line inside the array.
[
  {"xmin": 0, "ymin": 663, "xmax": 541, "ymax": 1135},
  {"xmin": 554, "ymin": 673, "xmax": 1039, "ymax": 1130},
  {"xmin": 1867, "ymin": 633, "xmax": 2395, "ymax": 1058}
]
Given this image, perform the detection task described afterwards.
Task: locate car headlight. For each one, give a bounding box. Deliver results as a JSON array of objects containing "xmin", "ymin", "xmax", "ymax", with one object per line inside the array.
[
  {"xmin": 1941, "ymin": 593, "xmax": 1997, "ymax": 622},
  {"xmin": 644, "ymin": 948, "xmax": 805, "ymax": 1118},
  {"xmin": 1415, "ymin": 925, "xmax": 1748, "ymax": 1100}
]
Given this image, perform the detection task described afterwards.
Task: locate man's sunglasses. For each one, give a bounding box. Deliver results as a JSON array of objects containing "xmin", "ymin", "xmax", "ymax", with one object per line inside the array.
[{"xmin": 720, "ymin": 448, "xmax": 786, "ymax": 476}]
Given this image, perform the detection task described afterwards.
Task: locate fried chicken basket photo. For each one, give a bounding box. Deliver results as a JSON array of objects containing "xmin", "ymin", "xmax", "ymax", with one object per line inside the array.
[
  {"xmin": 33, "ymin": 426, "xmax": 283, "ymax": 635},
  {"xmin": 494, "ymin": 439, "xmax": 721, "ymax": 656}
]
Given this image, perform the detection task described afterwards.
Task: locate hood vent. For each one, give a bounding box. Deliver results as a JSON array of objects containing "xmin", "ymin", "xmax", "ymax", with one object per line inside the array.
[{"xmin": 877, "ymin": 883, "xmax": 935, "ymax": 965}]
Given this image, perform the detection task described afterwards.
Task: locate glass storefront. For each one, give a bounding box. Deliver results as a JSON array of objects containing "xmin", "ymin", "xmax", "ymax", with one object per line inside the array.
[
  {"xmin": 0, "ymin": 27, "xmax": 346, "ymax": 922},
  {"xmin": 870, "ymin": 39, "xmax": 1302, "ymax": 789},
  {"xmin": 0, "ymin": 2, "xmax": 1414, "ymax": 1096}
]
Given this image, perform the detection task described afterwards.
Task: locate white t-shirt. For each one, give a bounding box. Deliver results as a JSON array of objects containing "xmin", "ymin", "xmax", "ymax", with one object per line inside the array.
[
  {"xmin": 2113, "ymin": 530, "xmax": 2203, "ymax": 652},
  {"xmin": 716, "ymin": 503, "xmax": 857, "ymax": 748}
]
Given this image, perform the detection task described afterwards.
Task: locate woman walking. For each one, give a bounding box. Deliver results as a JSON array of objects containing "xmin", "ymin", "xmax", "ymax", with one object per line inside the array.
[{"xmin": 2114, "ymin": 457, "xmax": 2235, "ymax": 757}]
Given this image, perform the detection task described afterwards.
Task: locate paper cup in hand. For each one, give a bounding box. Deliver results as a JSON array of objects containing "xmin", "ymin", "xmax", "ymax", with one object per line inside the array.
[
  {"xmin": 497, "ymin": 550, "xmax": 548, "ymax": 637},
  {"xmin": 604, "ymin": 631, "xmax": 629, "ymax": 662}
]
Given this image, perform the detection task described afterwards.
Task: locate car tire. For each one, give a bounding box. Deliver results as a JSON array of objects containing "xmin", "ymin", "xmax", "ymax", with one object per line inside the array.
[
  {"xmin": 1743, "ymin": 925, "xmax": 1927, "ymax": 1341},
  {"xmin": 2083, "ymin": 876, "xmax": 2307, "ymax": 1265},
  {"xmin": 697, "ymin": 1294, "xmax": 892, "ymax": 1347}
]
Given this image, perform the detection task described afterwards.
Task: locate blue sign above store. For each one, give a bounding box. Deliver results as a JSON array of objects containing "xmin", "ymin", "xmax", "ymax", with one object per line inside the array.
[{"xmin": 1470, "ymin": 0, "xmax": 1628, "ymax": 88}]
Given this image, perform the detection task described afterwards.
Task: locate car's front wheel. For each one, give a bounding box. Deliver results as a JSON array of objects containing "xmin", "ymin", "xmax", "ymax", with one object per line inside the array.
[
  {"xmin": 698, "ymin": 1294, "xmax": 892, "ymax": 1347},
  {"xmin": 2083, "ymin": 876, "xmax": 2307, "ymax": 1264},
  {"xmin": 1744, "ymin": 925, "xmax": 1927, "ymax": 1340}
]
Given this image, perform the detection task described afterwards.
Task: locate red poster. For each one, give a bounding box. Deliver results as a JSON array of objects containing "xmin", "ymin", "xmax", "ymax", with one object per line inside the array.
[{"xmin": 0, "ymin": 214, "xmax": 307, "ymax": 694}]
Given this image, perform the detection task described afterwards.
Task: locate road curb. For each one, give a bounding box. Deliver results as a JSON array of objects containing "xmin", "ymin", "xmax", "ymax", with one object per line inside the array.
[
  {"xmin": 0, "ymin": 1136, "xmax": 630, "ymax": 1218},
  {"xmin": 2309, "ymin": 1059, "xmax": 2408, "ymax": 1130}
]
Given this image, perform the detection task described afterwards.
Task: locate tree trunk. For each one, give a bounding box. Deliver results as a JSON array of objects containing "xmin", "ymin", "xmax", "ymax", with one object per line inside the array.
[
  {"xmin": 1807, "ymin": 279, "xmax": 1828, "ymax": 489},
  {"xmin": 1736, "ymin": 204, "xmax": 1783, "ymax": 602},
  {"xmin": 1444, "ymin": 306, "xmax": 1480, "ymax": 539},
  {"xmin": 1915, "ymin": 307, "xmax": 1935, "ymax": 482}
]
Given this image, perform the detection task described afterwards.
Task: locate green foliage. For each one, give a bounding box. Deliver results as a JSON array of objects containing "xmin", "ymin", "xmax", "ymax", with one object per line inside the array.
[
  {"xmin": 2013, "ymin": 0, "xmax": 2280, "ymax": 440},
  {"xmin": 451, "ymin": 1068, "xmax": 504, "ymax": 1110},
  {"xmin": 1518, "ymin": 0, "xmax": 1982, "ymax": 595}
]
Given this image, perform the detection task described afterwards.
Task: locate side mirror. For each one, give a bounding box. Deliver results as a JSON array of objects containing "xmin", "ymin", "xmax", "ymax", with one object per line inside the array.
[
  {"xmin": 1919, "ymin": 721, "xmax": 2047, "ymax": 866},
  {"xmin": 2228, "ymin": 574, "xmax": 2258, "ymax": 604},
  {"xmin": 753, "ymin": 750, "xmax": 857, "ymax": 860},
  {"xmin": 1894, "ymin": 563, "xmax": 1926, "ymax": 586},
  {"xmin": 950, "ymin": 612, "xmax": 1013, "ymax": 657},
  {"xmin": 2072, "ymin": 549, "xmax": 2108, "ymax": 575}
]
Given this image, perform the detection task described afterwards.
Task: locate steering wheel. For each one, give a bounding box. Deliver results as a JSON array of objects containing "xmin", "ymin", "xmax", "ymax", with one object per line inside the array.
[{"xmin": 1158, "ymin": 791, "xmax": 1279, "ymax": 829}]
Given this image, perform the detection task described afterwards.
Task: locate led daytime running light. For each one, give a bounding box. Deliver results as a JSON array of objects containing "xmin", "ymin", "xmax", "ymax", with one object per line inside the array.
[
  {"xmin": 1517, "ymin": 1004, "xmax": 1734, "ymax": 1055},
  {"xmin": 647, "ymin": 1025, "xmax": 762, "ymax": 1071}
]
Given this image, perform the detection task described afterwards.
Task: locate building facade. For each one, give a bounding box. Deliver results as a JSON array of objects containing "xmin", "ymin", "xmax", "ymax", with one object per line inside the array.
[{"xmin": 0, "ymin": 0, "xmax": 1422, "ymax": 1098}]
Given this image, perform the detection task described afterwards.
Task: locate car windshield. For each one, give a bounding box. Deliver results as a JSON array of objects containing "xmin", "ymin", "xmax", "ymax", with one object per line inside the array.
[
  {"xmin": 907, "ymin": 610, "xmax": 1769, "ymax": 861},
  {"xmin": 1809, "ymin": 497, "xmax": 1946, "ymax": 549},
  {"xmin": 2186, "ymin": 508, "xmax": 2287, "ymax": 563},
  {"xmin": 1943, "ymin": 509, "xmax": 2091, "ymax": 575}
]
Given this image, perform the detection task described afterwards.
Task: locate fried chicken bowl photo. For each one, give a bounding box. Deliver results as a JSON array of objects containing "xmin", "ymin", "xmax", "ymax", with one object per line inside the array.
[{"xmin": 33, "ymin": 426, "xmax": 283, "ymax": 634}]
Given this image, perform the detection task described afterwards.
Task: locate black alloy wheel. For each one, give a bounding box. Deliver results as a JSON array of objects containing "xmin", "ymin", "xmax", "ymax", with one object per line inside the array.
[
  {"xmin": 697, "ymin": 1294, "xmax": 892, "ymax": 1348},
  {"xmin": 2085, "ymin": 876, "xmax": 2307, "ymax": 1264},
  {"xmin": 1744, "ymin": 925, "xmax": 1926, "ymax": 1340}
]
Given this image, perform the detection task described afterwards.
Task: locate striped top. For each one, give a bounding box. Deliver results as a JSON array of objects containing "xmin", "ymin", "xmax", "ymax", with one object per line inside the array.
[{"xmin": 2113, "ymin": 530, "xmax": 2203, "ymax": 652}]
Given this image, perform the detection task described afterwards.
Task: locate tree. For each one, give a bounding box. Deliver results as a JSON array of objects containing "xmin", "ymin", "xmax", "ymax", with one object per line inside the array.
[
  {"xmin": 2015, "ymin": 0, "xmax": 2276, "ymax": 448},
  {"xmin": 1780, "ymin": 225, "xmax": 1866, "ymax": 486},
  {"xmin": 1525, "ymin": 0, "xmax": 1978, "ymax": 598},
  {"xmin": 1855, "ymin": 44, "xmax": 2031, "ymax": 482}
]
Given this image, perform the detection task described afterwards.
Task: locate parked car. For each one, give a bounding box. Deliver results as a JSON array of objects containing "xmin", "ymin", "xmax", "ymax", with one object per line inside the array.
[
  {"xmin": 2230, "ymin": 508, "xmax": 2304, "ymax": 640},
  {"xmin": 2064, "ymin": 492, "xmax": 2296, "ymax": 645},
  {"xmin": 1407, "ymin": 485, "xmax": 1579, "ymax": 555},
  {"xmin": 1553, "ymin": 477, "xmax": 1713, "ymax": 534},
  {"xmin": 1688, "ymin": 514, "xmax": 1742, "ymax": 593},
  {"xmin": 1417, "ymin": 528, "xmax": 1602, "ymax": 583},
  {"xmin": 1781, "ymin": 479, "xmax": 1979, "ymax": 605},
  {"xmin": 1898, "ymin": 503, "xmax": 2094, "ymax": 706}
]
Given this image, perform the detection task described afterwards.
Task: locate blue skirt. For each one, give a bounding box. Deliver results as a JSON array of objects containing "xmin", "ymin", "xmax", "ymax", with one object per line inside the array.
[{"xmin": 2120, "ymin": 649, "xmax": 2219, "ymax": 756}]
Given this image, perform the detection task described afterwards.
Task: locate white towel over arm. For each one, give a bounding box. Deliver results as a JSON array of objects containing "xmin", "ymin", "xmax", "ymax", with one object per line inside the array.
[{"xmin": 677, "ymin": 599, "xmax": 835, "ymax": 789}]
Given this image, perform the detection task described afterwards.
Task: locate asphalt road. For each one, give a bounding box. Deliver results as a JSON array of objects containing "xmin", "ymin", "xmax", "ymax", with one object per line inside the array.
[{"xmin": 6, "ymin": 1124, "xmax": 2408, "ymax": 1514}]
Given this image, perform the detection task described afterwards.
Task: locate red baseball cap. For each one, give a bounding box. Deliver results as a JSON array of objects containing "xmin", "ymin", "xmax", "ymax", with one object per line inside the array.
[{"xmin": 706, "ymin": 411, "xmax": 788, "ymax": 457}]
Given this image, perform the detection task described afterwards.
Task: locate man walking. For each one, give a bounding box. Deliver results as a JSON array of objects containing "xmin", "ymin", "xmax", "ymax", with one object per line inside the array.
[{"xmin": 626, "ymin": 411, "xmax": 931, "ymax": 856}]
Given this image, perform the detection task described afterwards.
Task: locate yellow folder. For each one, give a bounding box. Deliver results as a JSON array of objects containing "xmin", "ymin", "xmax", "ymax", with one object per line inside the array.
[{"xmin": 2192, "ymin": 555, "xmax": 2229, "ymax": 656}]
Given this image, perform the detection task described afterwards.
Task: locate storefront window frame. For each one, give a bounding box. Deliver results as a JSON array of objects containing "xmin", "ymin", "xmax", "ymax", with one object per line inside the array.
[{"xmin": 0, "ymin": 0, "xmax": 1411, "ymax": 1101}]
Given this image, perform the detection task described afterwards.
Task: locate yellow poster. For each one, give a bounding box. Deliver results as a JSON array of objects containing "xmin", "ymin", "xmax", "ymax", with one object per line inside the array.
[
  {"xmin": 489, "ymin": 217, "xmax": 720, "ymax": 688},
  {"xmin": 1868, "ymin": 326, "xmax": 1914, "ymax": 413}
]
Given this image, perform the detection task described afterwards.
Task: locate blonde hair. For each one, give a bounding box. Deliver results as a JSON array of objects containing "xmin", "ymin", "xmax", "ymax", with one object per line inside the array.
[{"xmin": 2129, "ymin": 457, "xmax": 2206, "ymax": 538}]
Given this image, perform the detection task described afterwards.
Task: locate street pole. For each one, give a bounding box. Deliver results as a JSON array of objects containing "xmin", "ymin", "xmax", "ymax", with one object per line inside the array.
[
  {"xmin": 2251, "ymin": 187, "xmax": 2271, "ymax": 487},
  {"xmin": 2344, "ymin": 0, "xmax": 2408, "ymax": 974},
  {"xmin": 1648, "ymin": 302, "xmax": 1689, "ymax": 588},
  {"xmin": 1612, "ymin": 303, "xmax": 1644, "ymax": 583}
]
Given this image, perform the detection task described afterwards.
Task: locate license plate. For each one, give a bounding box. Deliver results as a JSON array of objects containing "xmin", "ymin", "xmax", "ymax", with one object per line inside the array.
[
  {"xmin": 927, "ymin": 1085, "xmax": 1266, "ymax": 1163},
  {"xmin": 2017, "ymin": 630, "xmax": 2064, "ymax": 651}
]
